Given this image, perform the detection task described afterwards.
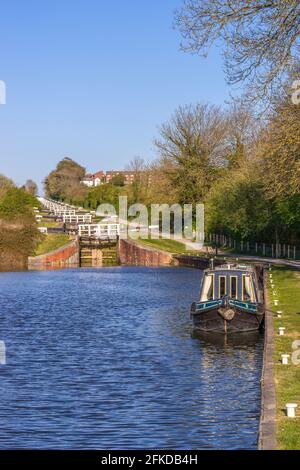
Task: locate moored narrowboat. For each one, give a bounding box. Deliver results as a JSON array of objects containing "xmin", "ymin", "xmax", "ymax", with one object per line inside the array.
[{"xmin": 190, "ymin": 263, "xmax": 264, "ymax": 334}]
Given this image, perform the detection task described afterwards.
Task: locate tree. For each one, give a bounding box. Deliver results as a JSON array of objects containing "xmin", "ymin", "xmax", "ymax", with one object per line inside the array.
[
  {"xmin": 260, "ymin": 96, "xmax": 300, "ymax": 199},
  {"xmin": 44, "ymin": 157, "xmax": 86, "ymax": 202},
  {"xmin": 154, "ymin": 103, "xmax": 228, "ymax": 205},
  {"xmin": 226, "ymin": 104, "xmax": 259, "ymax": 169},
  {"xmin": 126, "ymin": 157, "xmax": 150, "ymax": 204},
  {"xmin": 111, "ymin": 174, "xmax": 125, "ymax": 187},
  {"xmin": 0, "ymin": 187, "xmax": 42, "ymax": 269},
  {"xmin": 86, "ymin": 184, "xmax": 121, "ymax": 210},
  {"xmin": 0, "ymin": 174, "xmax": 14, "ymax": 199},
  {"xmin": 24, "ymin": 179, "xmax": 38, "ymax": 196},
  {"xmin": 0, "ymin": 187, "xmax": 38, "ymax": 218},
  {"xmin": 175, "ymin": 0, "xmax": 300, "ymax": 102},
  {"xmin": 206, "ymin": 165, "xmax": 275, "ymax": 241}
]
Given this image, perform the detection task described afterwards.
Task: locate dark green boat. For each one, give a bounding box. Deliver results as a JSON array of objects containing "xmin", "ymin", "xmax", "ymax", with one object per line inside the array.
[{"xmin": 190, "ymin": 263, "xmax": 265, "ymax": 334}]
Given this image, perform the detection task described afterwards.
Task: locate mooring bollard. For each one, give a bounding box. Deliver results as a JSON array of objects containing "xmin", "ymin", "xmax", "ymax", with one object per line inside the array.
[
  {"xmin": 286, "ymin": 404, "xmax": 297, "ymax": 418},
  {"xmin": 279, "ymin": 327, "xmax": 286, "ymax": 336},
  {"xmin": 281, "ymin": 354, "xmax": 290, "ymax": 365}
]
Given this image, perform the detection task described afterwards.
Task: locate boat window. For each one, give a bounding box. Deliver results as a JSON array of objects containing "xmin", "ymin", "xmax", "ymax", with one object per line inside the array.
[
  {"xmin": 230, "ymin": 276, "xmax": 238, "ymax": 299},
  {"xmin": 219, "ymin": 276, "xmax": 226, "ymax": 298},
  {"xmin": 200, "ymin": 275, "xmax": 214, "ymax": 301},
  {"xmin": 242, "ymin": 275, "xmax": 254, "ymax": 301}
]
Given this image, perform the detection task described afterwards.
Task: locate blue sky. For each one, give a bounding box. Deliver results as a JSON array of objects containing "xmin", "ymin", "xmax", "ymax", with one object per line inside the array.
[{"xmin": 0, "ymin": 0, "xmax": 231, "ymax": 190}]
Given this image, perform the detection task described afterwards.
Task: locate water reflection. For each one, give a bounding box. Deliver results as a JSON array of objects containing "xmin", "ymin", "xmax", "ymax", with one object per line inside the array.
[{"xmin": 0, "ymin": 267, "xmax": 263, "ymax": 449}]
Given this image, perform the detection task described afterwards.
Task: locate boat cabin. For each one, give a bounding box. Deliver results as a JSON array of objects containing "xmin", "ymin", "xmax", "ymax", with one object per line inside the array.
[{"xmin": 200, "ymin": 264, "xmax": 258, "ymax": 303}]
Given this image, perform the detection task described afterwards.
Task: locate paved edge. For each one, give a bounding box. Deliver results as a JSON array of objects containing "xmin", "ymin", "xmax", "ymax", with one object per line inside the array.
[{"xmin": 258, "ymin": 270, "xmax": 277, "ymax": 450}]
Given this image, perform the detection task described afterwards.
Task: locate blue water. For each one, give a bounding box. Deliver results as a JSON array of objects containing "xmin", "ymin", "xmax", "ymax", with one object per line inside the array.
[{"xmin": 0, "ymin": 267, "xmax": 263, "ymax": 449}]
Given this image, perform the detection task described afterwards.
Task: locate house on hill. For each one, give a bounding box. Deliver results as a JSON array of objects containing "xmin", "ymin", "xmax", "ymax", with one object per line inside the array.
[{"xmin": 81, "ymin": 171, "xmax": 105, "ymax": 187}]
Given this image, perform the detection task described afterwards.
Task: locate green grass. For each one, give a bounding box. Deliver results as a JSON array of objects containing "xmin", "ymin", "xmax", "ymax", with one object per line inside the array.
[
  {"xmin": 38, "ymin": 219, "xmax": 62, "ymax": 228},
  {"xmin": 136, "ymin": 238, "xmax": 188, "ymax": 254},
  {"xmin": 267, "ymin": 267, "xmax": 300, "ymax": 449},
  {"xmin": 34, "ymin": 234, "xmax": 71, "ymax": 256}
]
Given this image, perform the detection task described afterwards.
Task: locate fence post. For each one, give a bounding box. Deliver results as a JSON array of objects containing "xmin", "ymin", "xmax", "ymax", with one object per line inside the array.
[
  {"xmin": 272, "ymin": 244, "xmax": 274, "ymax": 257},
  {"xmin": 294, "ymin": 246, "xmax": 296, "ymax": 260}
]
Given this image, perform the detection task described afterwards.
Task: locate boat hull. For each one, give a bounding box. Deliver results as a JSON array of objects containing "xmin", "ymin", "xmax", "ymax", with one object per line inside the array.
[{"xmin": 190, "ymin": 305, "xmax": 264, "ymax": 334}]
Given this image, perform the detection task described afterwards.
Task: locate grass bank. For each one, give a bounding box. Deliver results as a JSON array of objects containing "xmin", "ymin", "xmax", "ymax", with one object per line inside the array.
[
  {"xmin": 34, "ymin": 234, "xmax": 71, "ymax": 256},
  {"xmin": 136, "ymin": 238, "xmax": 188, "ymax": 254},
  {"xmin": 267, "ymin": 267, "xmax": 300, "ymax": 449}
]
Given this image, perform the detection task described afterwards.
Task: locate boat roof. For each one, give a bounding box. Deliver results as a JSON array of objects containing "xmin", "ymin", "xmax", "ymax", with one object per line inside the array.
[{"xmin": 204, "ymin": 263, "xmax": 255, "ymax": 275}]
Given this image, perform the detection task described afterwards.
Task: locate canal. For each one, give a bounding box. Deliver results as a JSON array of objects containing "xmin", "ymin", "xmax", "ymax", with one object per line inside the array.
[{"xmin": 0, "ymin": 267, "xmax": 263, "ymax": 449}]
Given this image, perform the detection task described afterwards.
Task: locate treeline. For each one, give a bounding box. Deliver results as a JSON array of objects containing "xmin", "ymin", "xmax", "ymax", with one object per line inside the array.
[
  {"xmin": 0, "ymin": 175, "xmax": 41, "ymax": 270},
  {"xmin": 44, "ymin": 0, "xmax": 300, "ymax": 245},
  {"xmin": 44, "ymin": 156, "xmax": 153, "ymax": 210},
  {"xmin": 45, "ymin": 86, "xmax": 300, "ymax": 245}
]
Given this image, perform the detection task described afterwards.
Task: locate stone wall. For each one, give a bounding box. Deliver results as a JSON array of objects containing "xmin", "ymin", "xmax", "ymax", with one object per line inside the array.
[
  {"xmin": 118, "ymin": 239, "xmax": 176, "ymax": 267},
  {"xmin": 174, "ymin": 254, "xmax": 213, "ymax": 270},
  {"xmin": 28, "ymin": 238, "xmax": 80, "ymax": 270}
]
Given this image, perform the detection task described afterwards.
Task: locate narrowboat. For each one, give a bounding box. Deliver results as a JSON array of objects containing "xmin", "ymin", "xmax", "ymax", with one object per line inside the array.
[{"xmin": 190, "ymin": 263, "xmax": 264, "ymax": 334}]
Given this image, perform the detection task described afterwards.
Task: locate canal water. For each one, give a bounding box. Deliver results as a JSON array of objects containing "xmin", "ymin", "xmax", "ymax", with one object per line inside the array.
[{"xmin": 0, "ymin": 267, "xmax": 263, "ymax": 449}]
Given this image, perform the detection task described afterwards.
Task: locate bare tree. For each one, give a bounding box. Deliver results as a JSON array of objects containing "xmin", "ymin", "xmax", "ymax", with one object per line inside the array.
[
  {"xmin": 126, "ymin": 157, "xmax": 150, "ymax": 203},
  {"xmin": 175, "ymin": 0, "xmax": 300, "ymax": 102},
  {"xmin": 225, "ymin": 103, "xmax": 260, "ymax": 167},
  {"xmin": 154, "ymin": 103, "xmax": 228, "ymax": 204}
]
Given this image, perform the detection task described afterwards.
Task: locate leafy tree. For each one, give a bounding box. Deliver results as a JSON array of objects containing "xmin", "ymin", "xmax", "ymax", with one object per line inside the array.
[
  {"xmin": 0, "ymin": 187, "xmax": 38, "ymax": 218},
  {"xmin": 44, "ymin": 157, "xmax": 86, "ymax": 202},
  {"xmin": 206, "ymin": 166, "xmax": 275, "ymax": 241},
  {"xmin": 86, "ymin": 184, "xmax": 121, "ymax": 210},
  {"xmin": 260, "ymin": 97, "xmax": 300, "ymax": 199},
  {"xmin": 0, "ymin": 187, "xmax": 42, "ymax": 269},
  {"xmin": 111, "ymin": 174, "xmax": 125, "ymax": 187},
  {"xmin": 0, "ymin": 174, "xmax": 15, "ymax": 199},
  {"xmin": 275, "ymin": 195, "xmax": 300, "ymax": 243}
]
